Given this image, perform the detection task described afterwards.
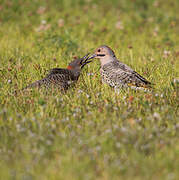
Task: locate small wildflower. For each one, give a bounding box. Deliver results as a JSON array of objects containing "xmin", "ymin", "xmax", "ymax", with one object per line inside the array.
[
  {"xmin": 148, "ymin": 17, "xmax": 154, "ymax": 22},
  {"xmin": 116, "ymin": 142, "xmax": 121, "ymax": 148},
  {"xmin": 77, "ymin": 125, "xmax": 81, "ymax": 129},
  {"xmin": 153, "ymin": 1, "xmax": 159, "ymax": 7},
  {"xmin": 46, "ymin": 140, "xmax": 52, "ymax": 145},
  {"xmin": 163, "ymin": 50, "xmax": 171, "ymax": 58},
  {"xmin": 35, "ymin": 24, "xmax": 51, "ymax": 32},
  {"xmin": 62, "ymin": 117, "xmax": 69, "ymax": 122},
  {"xmin": 105, "ymin": 129, "xmax": 112, "ymax": 134},
  {"xmin": 78, "ymin": 139, "xmax": 83, "ymax": 145},
  {"xmin": 175, "ymin": 123, "xmax": 179, "ymax": 129},
  {"xmin": 60, "ymin": 132, "xmax": 66, "ymax": 139},
  {"xmin": 175, "ymin": 51, "xmax": 179, "ymax": 57},
  {"xmin": 37, "ymin": 6, "xmax": 46, "ymax": 15},
  {"xmin": 41, "ymin": 20, "xmax": 46, "ymax": 24},
  {"xmin": 7, "ymin": 79, "xmax": 12, "ymax": 84},
  {"xmin": 87, "ymin": 73, "xmax": 94, "ymax": 76},
  {"xmin": 89, "ymin": 101, "xmax": 93, "ymax": 104},
  {"xmin": 153, "ymin": 26, "xmax": 159, "ymax": 37},
  {"xmin": 128, "ymin": 96, "xmax": 134, "ymax": 103},
  {"xmin": 173, "ymin": 78, "xmax": 179, "ymax": 84},
  {"xmin": 89, "ymin": 21, "xmax": 94, "ymax": 27},
  {"xmin": 74, "ymin": 108, "xmax": 81, "ymax": 113},
  {"xmin": 96, "ymin": 146, "xmax": 101, "ymax": 151},
  {"xmin": 115, "ymin": 20, "xmax": 124, "ymax": 30},
  {"xmin": 150, "ymin": 57, "xmax": 155, "ymax": 62},
  {"xmin": 113, "ymin": 159, "xmax": 121, "ymax": 166},
  {"xmin": 87, "ymin": 111, "xmax": 92, "ymax": 115},
  {"xmin": 113, "ymin": 106, "xmax": 118, "ymax": 110},
  {"xmin": 153, "ymin": 112, "xmax": 161, "ymax": 120},
  {"xmin": 70, "ymin": 131, "xmax": 75, "ymax": 137},
  {"xmin": 113, "ymin": 124, "xmax": 118, "ymax": 129},
  {"xmin": 78, "ymin": 89, "xmax": 83, "ymax": 94},
  {"xmin": 128, "ymin": 118, "xmax": 135, "ymax": 126},
  {"xmin": 58, "ymin": 19, "xmax": 64, "ymax": 28},
  {"xmin": 121, "ymin": 127, "xmax": 128, "ymax": 133},
  {"xmin": 73, "ymin": 113, "xmax": 77, "ymax": 117},
  {"xmin": 8, "ymin": 67, "xmax": 12, "ymax": 71}
]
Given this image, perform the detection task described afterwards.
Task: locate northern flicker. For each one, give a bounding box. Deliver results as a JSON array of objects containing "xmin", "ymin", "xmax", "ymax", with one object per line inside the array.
[
  {"xmin": 89, "ymin": 45, "xmax": 152, "ymax": 90},
  {"xmin": 24, "ymin": 53, "xmax": 93, "ymax": 91}
]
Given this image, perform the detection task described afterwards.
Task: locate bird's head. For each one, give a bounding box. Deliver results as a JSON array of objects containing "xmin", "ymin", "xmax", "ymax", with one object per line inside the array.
[
  {"xmin": 88, "ymin": 45, "xmax": 116, "ymax": 66},
  {"xmin": 67, "ymin": 53, "xmax": 93, "ymax": 71}
]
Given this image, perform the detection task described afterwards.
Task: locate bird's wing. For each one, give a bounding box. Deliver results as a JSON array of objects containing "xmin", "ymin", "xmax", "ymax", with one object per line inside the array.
[
  {"xmin": 105, "ymin": 61, "xmax": 151, "ymax": 88},
  {"xmin": 24, "ymin": 73, "xmax": 70, "ymax": 90},
  {"xmin": 47, "ymin": 68, "xmax": 71, "ymax": 76},
  {"xmin": 24, "ymin": 69, "xmax": 75, "ymax": 90},
  {"xmin": 45, "ymin": 73, "xmax": 72, "ymax": 89},
  {"xmin": 45, "ymin": 68, "xmax": 78, "ymax": 88}
]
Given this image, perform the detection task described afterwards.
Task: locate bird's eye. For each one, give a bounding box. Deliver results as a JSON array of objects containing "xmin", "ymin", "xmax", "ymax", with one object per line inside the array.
[{"xmin": 98, "ymin": 49, "xmax": 101, "ymax": 52}]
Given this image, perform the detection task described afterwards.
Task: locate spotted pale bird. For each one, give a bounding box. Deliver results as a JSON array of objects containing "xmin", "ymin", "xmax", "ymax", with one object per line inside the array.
[{"xmin": 88, "ymin": 45, "xmax": 152, "ymax": 90}]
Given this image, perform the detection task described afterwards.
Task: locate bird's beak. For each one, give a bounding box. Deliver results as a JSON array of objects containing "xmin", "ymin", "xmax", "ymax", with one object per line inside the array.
[
  {"xmin": 81, "ymin": 53, "xmax": 90, "ymax": 60},
  {"xmin": 86, "ymin": 54, "xmax": 97, "ymax": 60},
  {"xmin": 79, "ymin": 53, "xmax": 90, "ymax": 65},
  {"xmin": 80, "ymin": 53, "xmax": 95, "ymax": 69}
]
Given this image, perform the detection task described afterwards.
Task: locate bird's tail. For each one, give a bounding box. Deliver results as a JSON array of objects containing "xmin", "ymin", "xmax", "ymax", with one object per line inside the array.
[
  {"xmin": 10, "ymin": 79, "xmax": 46, "ymax": 96},
  {"xmin": 127, "ymin": 82, "xmax": 154, "ymax": 92},
  {"xmin": 129, "ymin": 85, "xmax": 152, "ymax": 92},
  {"xmin": 21, "ymin": 79, "xmax": 44, "ymax": 91}
]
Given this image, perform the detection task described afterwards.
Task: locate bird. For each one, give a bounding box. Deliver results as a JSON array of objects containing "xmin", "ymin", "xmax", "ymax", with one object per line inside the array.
[
  {"xmin": 23, "ymin": 53, "xmax": 93, "ymax": 91},
  {"xmin": 88, "ymin": 45, "xmax": 152, "ymax": 90}
]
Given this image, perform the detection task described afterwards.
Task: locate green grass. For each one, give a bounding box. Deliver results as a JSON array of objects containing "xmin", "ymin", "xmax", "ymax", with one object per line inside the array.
[{"xmin": 0, "ymin": 0, "xmax": 179, "ymax": 179}]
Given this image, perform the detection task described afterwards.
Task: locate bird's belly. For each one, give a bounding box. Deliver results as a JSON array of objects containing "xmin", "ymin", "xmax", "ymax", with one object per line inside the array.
[{"xmin": 100, "ymin": 69, "xmax": 123, "ymax": 88}]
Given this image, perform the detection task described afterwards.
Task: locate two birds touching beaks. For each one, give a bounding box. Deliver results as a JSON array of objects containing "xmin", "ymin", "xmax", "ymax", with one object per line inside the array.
[{"xmin": 25, "ymin": 45, "xmax": 152, "ymax": 92}]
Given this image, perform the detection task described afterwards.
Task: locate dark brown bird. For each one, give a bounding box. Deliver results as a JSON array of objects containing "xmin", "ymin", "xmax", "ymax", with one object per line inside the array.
[{"xmin": 24, "ymin": 53, "xmax": 93, "ymax": 91}]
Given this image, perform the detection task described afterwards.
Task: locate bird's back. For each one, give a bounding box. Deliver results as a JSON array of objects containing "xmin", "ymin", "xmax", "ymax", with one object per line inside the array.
[{"xmin": 24, "ymin": 68, "xmax": 79, "ymax": 91}]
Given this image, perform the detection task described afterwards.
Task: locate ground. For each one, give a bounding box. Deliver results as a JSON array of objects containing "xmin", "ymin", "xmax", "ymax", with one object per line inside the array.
[{"xmin": 0, "ymin": 0, "xmax": 178, "ymax": 179}]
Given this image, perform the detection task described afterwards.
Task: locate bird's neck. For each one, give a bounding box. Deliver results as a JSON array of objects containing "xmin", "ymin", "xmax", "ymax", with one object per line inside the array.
[
  {"xmin": 100, "ymin": 56, "xmax": 116, "ymax": 67},
  {"xmin": 67, "ymin": 65, "xmax": 73, "ymax": 70},
  {"xmin": 70, "ymin": 69, "xmax": 81, "ymax": 79}
]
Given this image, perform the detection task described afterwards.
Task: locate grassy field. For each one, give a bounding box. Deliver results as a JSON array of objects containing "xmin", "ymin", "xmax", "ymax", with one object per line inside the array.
[{"xmin": 0, "ymin": 0, "xmax": 179, "ymax": 179}]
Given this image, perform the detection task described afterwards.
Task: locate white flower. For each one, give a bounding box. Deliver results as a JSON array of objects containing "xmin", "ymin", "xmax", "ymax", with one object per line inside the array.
[
  {"xmin": 41, "ymin": 20, "xmax": 46, "ymax": 24},
  {"xmin": 7, "ymin": 79, "xmax": 12, "ymax": 84},
  {"xmin": 116, "ymin": 142, "xmax": 121, "ymax": 148},
  {"xmin": 153, "ymin": 112, "xmax": 161, "ymax": 120}
]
